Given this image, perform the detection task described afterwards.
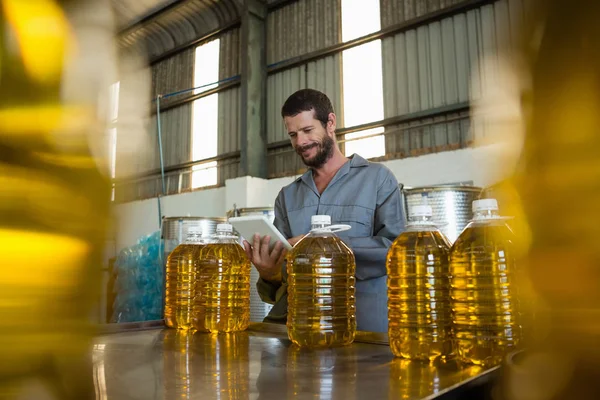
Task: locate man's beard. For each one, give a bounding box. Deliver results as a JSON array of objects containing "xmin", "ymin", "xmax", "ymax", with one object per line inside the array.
[{"xmin": 295, "ymin": 134, "xmax": 335, "ymax": 169}]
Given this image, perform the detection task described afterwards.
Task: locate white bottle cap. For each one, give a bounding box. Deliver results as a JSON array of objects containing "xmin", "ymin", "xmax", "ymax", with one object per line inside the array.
[
  {"xmin": 473, "ymin": 199, "xmax": 499, "ymax": 212},
  {"xmin": 216, "ymin": 223, "xmax": 233, "ymax": 232},
  {"xmin": 410, "ymin": 205, "xmax": 433, "ymax": 218},
  {"xmin": 187, "ymin": 226, "xmax": 202, "ymax": 235},
  {"xmin": 311, "ymin": 215, "xmax": 331, "ymax": 225}
]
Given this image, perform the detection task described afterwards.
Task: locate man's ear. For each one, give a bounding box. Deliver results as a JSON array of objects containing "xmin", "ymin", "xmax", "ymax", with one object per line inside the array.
[{"xmin": 327, "ymin": 112, "xmax": 337, "ymax": 136}]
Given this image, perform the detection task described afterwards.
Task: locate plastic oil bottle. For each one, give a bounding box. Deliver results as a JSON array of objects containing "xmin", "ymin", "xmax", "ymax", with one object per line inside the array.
[
  {"xmin": 449, "ymin": 199, "xmax": 523, "ymax": 367},
  {"xmin": 287, "ymin": 215, "xmax": 356, "ymax": 348},
  {"xmin": 0, "ymin": 1, "xmax": 113, "ymax": 398},
  {"xmin": 192, "ymin": 223, "xmax": 251, "ymax": 333},
  {"xmin": 386, "ymin": 205, "xmax": 453, "ymax": 361},
  {"xmin": 164, "ymin": 227, "xmax": 206, "ymax": 330}
]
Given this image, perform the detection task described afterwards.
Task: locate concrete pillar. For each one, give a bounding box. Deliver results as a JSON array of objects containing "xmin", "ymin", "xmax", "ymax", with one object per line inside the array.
[{"xmin": 240, "ymin": 0, "xmax": 268, "ymax": 178}]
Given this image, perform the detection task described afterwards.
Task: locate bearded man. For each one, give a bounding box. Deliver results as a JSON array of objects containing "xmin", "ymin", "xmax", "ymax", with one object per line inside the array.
[{"xmin": 243, "ymin": 89, "xmax": 405, "ymax": 332}]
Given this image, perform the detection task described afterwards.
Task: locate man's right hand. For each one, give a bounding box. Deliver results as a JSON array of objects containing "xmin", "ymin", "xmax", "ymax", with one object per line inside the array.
[{"xmin": 243, "ymin": 233, "xmax": 287, "ymax": 284}]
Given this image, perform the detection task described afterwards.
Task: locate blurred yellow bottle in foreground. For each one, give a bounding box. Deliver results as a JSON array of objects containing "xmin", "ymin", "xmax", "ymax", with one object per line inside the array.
[
  {"xmin": 0, "ymin": 0, "xmax": 112, "ymax": 398},
  {"xmin": 503, "ymin": 1, "xmax": 600, "ymax": 398}
]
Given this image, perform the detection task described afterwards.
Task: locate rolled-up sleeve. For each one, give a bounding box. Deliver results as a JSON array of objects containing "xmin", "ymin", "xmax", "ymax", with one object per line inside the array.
[
  {"xmin": 344, "ymin": 168, "xmax": 405, "ymax": 280},
  {"xmin": 256, "ymin": 190, "xmax": 290, "ymax": 304}
]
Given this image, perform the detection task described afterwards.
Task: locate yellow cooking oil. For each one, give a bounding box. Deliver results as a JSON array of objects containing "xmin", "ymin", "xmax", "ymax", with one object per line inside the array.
[
  {"xmin": 0, "ymin": 1, "xmax": 113, "ymax": 398},
  {"xmin": 164, "ymin": 227, "xmax": 206, "ymax": 330},
  {"xmin": 386, "ymin": 205, "xmax": 453, "ymax": 361},
  {"xmin": 192, "ymin": 224, "xmax": 251, "ymax": 333},
  {"xmin": 449, "ymin": 199, "xmax": 523, "ymax": 367},
  {"xmin": 287, "ymin": 215, "xmax": 356, "ymax": 348},
  {"xmin": 161, "ymin": 329, "xmax": 194, "ymax": 398},
  {"xmin": 192, "ymin": 332, "xmax": 250, "ymax": 398}
]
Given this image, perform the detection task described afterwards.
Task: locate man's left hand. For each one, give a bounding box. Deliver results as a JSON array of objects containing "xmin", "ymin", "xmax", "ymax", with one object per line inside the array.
[{"xmin": 288, "ymin": 234, "xmax": 305, "ymax": 247}]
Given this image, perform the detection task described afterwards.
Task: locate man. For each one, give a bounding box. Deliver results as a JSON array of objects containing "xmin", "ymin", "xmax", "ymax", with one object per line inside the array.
[{"xmin": 243, "ymin": 89, "xmax": 405, "ymax": 332}]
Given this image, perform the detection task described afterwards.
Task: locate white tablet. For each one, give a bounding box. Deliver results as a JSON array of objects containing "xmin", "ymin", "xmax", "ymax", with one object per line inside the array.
[{"xmin": 228, "ymin": 215, "xmax": 293, "ymax": 251}]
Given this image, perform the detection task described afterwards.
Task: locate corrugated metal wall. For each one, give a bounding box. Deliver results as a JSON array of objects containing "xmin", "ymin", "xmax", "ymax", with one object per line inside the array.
[
  {"xmin": 116, "ymin": 47, "xmax": 195, "ymax": 202},
  {"xmin": 381, "ymin": 0, "xmax": 524, "ymax": 156},
  {"xmin": 152, "ymin": 48, "xmax": 195, "ymax": 97},
  {"xmin": 115, "ymin": 0, "xmax": 528, "ymax": 201},
  {"xmin": 380, "ymin": 0, "xmax": 465, "ymax": 28},
  {"xmin": 219, "ymin": 29, "xmax": 241, "ymax": 79},
  {"xmin": 266, "ymin": 0, "xmax": 342, "ymax": 178},
  {"xmin": 116, "ymin": 30, "xmax": 243, "ymax": 202},
  {"xmin": 266, "ymin": 0, "xmax": 341, "ymax": 64}
]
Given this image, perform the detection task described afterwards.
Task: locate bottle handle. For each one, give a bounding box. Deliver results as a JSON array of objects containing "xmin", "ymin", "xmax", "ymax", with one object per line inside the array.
[{"xmin": 311, "ymin": 224, "xmax": 352, "ymax": 233}]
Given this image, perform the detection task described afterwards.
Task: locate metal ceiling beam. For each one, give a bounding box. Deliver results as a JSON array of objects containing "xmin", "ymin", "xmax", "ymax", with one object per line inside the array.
[
  {"xmin": 117, "ymin": 0, "xmax": 189, "ymax": 36},
  {"xmin": 149, "ymin": 19, "xmax": 241, "ymax": 65}
]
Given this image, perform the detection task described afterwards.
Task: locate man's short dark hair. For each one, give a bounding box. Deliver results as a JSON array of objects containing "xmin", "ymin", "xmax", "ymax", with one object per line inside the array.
[{"xmin": 281, "ymin": 89, "xmax": 334, "ymax": 128}]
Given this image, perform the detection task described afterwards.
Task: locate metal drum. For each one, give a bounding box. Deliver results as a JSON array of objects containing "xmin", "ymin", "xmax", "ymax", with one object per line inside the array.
[
  {"xmin": 226, "ymin": 207, "xmax": 275, "ymax": 323},
  {"xmin": 403, "ymin": 186, "xmax": 482, "ymax": 244},
  {"xmin": 161, "ymin": 216, "xmax": 227, "ymax": 259}
]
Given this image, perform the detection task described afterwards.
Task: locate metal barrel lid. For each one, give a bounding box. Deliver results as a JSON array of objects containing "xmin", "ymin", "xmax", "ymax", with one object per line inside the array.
[
  {"xmin": 402, "ymin": 184, "xmax": 483, "ymax": 244},
  {"xmin": 403, "ymin": 185, "xmax": 483, "ymax": 194},
  {"xmin": 226, "ymin": 206, "xmax": 274, "ymax": 219},
  {"xmin": 161, "ymin": 216, "xmax": 227, "ymax": 240}
]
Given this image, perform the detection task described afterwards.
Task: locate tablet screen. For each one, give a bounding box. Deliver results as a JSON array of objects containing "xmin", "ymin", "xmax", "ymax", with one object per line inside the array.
[{"xmin": 229, "ymin": 215, "xmax": 293, "ymax": 250}]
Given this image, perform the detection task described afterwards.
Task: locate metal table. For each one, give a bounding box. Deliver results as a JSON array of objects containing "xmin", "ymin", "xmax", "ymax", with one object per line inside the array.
[{"xmin": 92, "ymin": 322, "xmax": 498, "ymax": 400}]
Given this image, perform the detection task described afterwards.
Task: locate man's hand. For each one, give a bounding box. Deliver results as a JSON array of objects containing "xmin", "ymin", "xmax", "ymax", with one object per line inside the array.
[
  {"xmin": 243, "ymin": 234, "xmax": 287, "ymax": 284},
  {"xmin": 288, "ymin": 234, "xmax": 305, "ymax": 247}
]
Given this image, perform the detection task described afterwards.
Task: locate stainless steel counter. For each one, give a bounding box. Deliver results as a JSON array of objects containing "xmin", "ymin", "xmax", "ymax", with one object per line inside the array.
[{"xmin": 92, "ymin": 323, "xmax": 497, "ymax": 400}]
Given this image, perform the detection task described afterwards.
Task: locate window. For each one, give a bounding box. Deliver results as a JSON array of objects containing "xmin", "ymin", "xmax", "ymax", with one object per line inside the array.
[
  {"xmin": 191, "ymin": 39, "xmax": 220, "ymax": 188},
  {"xmin": 107, "ymin": 82, "xmax": 119, "ymax": 201},
  {"xmin": 341, "ymin": 0, "xmax": 385, "ymax": 159}
]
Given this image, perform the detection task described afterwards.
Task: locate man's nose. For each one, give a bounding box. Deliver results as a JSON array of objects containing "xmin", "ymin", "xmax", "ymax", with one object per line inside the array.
[{"xmin": 296, "ymin": 133, "xmax": 309, "ymax": 147}]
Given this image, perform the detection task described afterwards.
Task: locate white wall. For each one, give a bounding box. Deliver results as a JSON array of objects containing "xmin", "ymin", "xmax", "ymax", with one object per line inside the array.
[
  {"xmin": 113, "ymin": 187, "xmax": 226, "ymax": 250},
  {"xmin": 113, "ymin": 144, "xmax": 509, "ymax": 252},
  {"xmin": 383, "ymin": 145, "xmax": 509, "ymax": 188}
]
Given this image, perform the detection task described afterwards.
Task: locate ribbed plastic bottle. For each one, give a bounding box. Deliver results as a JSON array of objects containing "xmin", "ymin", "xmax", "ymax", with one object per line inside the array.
[
  {"xmin": 449, "ymin": 199, "xmax": 523, "ymax": 367},
  {"xmin": 192, "ymin": 223, "xmax": 251, "ymax": 333},
  {"xmin": 164, "ymin": 227, "xmax": 205, "ymax": 330},
  {"xmin": 387, "ymin": 205, "xmax": 454, "ymax": 361},
  {"xmin": 287, "ymin": 215, "xmax": 356, "ymax": 348},
  {"xmin": 0, "ymin": 2, "xmax": 112, "ymax": 397}
]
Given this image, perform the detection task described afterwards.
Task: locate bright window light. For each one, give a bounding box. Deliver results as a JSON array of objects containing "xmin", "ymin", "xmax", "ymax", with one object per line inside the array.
[
  {"xmin": 341, "ymin": 0, "xmax": 385, "ymax": 158},
  {"xmin": 108, "ymin": 127, "xmax": 117, "ymax": 180},
  {"xmin": 192, "ymin": 94, "xmax": 219, "ymax": 188},
  {"xmin": 341, "ymin": 0, "xmax": 381, "ymax": 41},
  {"xmin": 194, "ymin": 39, "xmax": 220, "ymax": 93},
  {"xmin": 107, "ymin": 82, "xmax": 119, "ymax": 201},
  {"xmin": 344, "ymin": 127, "xmax": 385, "ymax": 159},
  {"xmin": 109, "ymin": 81, "xmax": 120, "ymax": 123},
  {"xmin": 192, "ymin": 39, "xmax": 220, "ymax": 188}
]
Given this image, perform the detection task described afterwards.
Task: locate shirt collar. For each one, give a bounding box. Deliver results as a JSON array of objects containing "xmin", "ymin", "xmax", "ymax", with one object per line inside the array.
[{"xmin": 295, "ymin": 154, "xmax": 369, "ymax": 184}]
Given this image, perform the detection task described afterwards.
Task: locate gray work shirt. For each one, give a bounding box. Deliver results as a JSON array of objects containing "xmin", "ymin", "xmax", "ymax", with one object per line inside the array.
[{"xmin": 257, "ymin": 154, "xmax": 406, "ymax": 331}]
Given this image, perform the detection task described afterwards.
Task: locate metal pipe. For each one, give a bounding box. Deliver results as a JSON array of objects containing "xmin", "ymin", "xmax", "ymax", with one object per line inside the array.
[
  {"xmin": 154, "ymin": 79, "xmax": 241, "ymax": 114},
  {"xmin": 156, "ymin": 95, "xmax": 167, "ymax": 196},
  {"xmin": 159, "ymin": 75, "xmax": 240, "ymax": 100}
]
